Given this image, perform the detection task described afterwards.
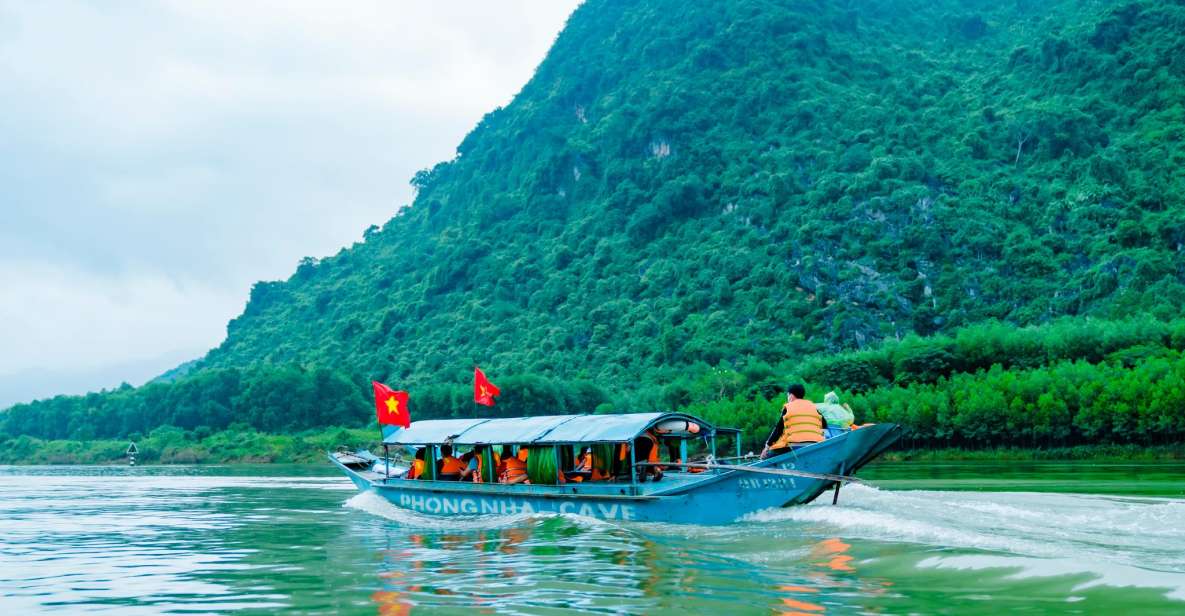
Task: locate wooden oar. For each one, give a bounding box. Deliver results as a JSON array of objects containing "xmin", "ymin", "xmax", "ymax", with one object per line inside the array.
[{"xmin": 636, "ymin": 461, "xmax": 871, "ymax": 486}]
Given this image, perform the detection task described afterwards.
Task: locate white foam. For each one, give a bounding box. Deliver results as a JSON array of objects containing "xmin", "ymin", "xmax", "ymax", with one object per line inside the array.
[
  {"xmin": 745, "ymin": 484, "xmax": 1185, "ymax": 601},
  {"xmin": 919, "ymin": 554, "xmax": 1185, "ymax": 602}
]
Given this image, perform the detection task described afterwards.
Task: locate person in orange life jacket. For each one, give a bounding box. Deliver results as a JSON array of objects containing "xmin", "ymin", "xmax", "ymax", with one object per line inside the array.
[
  {"xmin": 760, "ymin": 383, "xmax": 826, "ymax": 459},
  {"xmin": 566, "ymin": 447, "xmax": 594, "ymax": 482},
  {"xmin": 590, "ymin": 453, "xmax": 613, "ymax": 481},
  {"xmin": 437, "ymin": 444, "xmax": 466, "ymax": 480},
  {"xmin": 461, "ymin": 445, "xmax": 493, "ymax": 483},
  {"xmin": 633, "ymin": 430, "xmax": 663, "ymax": 482},
  {"xmin": 406, "ymin": 447, "xmax": 426, "ymax": 480},
  {"xmin": 501, "ymin": 448, "xmax": 529, "ymax": 484},
  {"xmin": 496, "ymin": 445, "xmax": 513, "ymax": 478}
]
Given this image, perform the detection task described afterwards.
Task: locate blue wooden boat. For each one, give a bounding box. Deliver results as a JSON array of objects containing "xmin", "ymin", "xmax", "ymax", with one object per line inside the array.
[{"xmin": 330, "ymin": 412, "xmax": 900, "ymax": 524}]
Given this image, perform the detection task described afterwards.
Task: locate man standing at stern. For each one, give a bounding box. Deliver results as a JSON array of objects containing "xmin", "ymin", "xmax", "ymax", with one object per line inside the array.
[{"xmin": 761, "ymin": 383, "xmax": 825, "ymax": 459}]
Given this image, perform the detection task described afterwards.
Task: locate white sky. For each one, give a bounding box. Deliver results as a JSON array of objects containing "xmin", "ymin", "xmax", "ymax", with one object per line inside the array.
[{"xmin": 0, "ymin": 0, "xmax": 581, "ymax": 407}]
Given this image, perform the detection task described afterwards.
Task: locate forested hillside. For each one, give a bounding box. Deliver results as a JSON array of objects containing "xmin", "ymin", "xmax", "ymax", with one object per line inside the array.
[
  {"xmin": 209, "ymin": 0, "xmax": 1185, "ymax": 383},
  {"xmin": 4, "ymin": 0, "xmax": 1185, "ymax": 450}
]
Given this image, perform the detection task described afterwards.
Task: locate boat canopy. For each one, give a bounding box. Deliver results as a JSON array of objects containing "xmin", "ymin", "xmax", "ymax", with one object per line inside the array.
[{"xmin": 382, "ymin": 412, "xmax": 715, "ymax": 446}]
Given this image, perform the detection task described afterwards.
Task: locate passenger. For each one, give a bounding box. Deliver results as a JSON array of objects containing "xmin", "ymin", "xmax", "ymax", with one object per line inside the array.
[
  {"xmin": 761, "ymin": 383, "xmax": 826, "ymax": 459},
  {"xmin": 461, "ymin": 445, "xmax": 490, "ymax": 483},
  {"xmin": 501, "ymin": 448, "xmax": 530, "ymax": 484},
  {"xmin": 496, "ymin": 445, "xmax": 513, "ymax": 478},
  {"xmin": 407, "ymin": 447, "xmax": 426, "ymax": 480},
  {"xmin": 565, "ymin": 447, "xmax": 593, "ymax": 482},
  {"xmin": 459, "ymin": 450, "xmax": 479, "ymax": 482},
  {"xmin": 816, "ymin": 391, "xmax": 855, "ymax": 430},
  {"xmin": 437, "ymin": 444, "xmax": 466, "ymax": 481},
  {"xmin": 590, "ymin": 453, "xmax": 613, "ymax": 481},
  {"xmin": 574, "ymin": 447, "xmax": 593, "ymax": 472},
  {"xmin": 633, "ymin": 430, "xmax": 663, "ymax": 482}
]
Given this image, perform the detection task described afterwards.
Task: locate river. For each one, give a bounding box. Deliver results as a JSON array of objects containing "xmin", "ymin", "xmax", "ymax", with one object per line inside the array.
[{"xmin": 1, "ymin": 461, "xmax": 1182, "ymax": 614}]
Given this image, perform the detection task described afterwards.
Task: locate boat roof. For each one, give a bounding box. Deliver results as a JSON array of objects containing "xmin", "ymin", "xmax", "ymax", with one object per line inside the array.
[{"xmin": 382, "ymin": 412, "xmax": 714, "ymax": 446}]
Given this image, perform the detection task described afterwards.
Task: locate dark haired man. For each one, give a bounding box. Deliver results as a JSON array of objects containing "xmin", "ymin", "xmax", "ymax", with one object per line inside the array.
[{"xmin": 760, "ymin": 383, "xmax": 825, "ymax": 459}]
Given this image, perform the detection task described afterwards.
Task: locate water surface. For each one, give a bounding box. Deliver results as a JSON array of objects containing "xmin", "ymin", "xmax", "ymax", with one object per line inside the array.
[{"xmin": 1, "ymin": 462, "xmax": 1182, "ymax": 614}]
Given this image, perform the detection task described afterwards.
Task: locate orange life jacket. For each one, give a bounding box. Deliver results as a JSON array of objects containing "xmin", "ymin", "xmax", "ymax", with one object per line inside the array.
[
  {"xmin": 473, "ymin": 452, "xmax": 499, "ymax": 483},
  {"xmin": 502, "ymin": 456, "xmax": 528, "ymax": 482},
  {"xmin": 574, "ymin": 453, "xmax": 592, "ymax": 472},
  {"xmin": 645, "ymin": 433, "xmax": 660, "ymax": 464},
  {"xmin": 440, "ymin": 456, "xmax": 466, "ymax": 476},
  {"xmin": 408, "ymin": 459, "xmax": 425, "ymax": 479},
  {"xmin": 770, "ymin": 399, "xmax": 824, "ymax": 449}
]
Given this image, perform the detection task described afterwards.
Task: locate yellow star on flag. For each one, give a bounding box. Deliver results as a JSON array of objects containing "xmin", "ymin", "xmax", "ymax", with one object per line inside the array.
[{"xmin": 385, "ymin": 396, "xmax": 401, "ymax": 418}]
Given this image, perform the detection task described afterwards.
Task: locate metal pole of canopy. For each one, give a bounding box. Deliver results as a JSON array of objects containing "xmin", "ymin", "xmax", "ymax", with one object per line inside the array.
[
  {"xmin": 679, "ymin": 440, "xmax": 687, "ymax": 465},
  {"xmin": 735, "ymin": 434, "xmax": 742, "ymax": 459},
  {"xmin": 383, "ymin": 444, "xmax": 389, "ymax": 482},
  {"xmin": 629, "ymin": 442, "xmax": 637, "ymax": 485}
]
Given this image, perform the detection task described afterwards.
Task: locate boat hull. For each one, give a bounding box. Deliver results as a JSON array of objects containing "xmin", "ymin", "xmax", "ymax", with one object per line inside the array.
[{"xmin": 333, "ymin": 423, "xmax": 900, "ymax": 524}]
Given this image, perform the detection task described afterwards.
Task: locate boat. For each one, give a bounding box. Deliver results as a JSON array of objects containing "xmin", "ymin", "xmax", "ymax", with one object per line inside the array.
[{"xmin": 330, "ymin": 412, "xmax": 900, "ymax": 524}]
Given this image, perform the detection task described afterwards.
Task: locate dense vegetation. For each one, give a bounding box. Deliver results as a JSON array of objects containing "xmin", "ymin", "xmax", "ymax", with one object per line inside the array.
[
  {"xmin": 4, "ymin": 0, "xmax": 1185, "ymax": 458},
  {"xmin": 203, "ymin": 0, "xmax": 1185, "ymax": 386},
  {"xmin": 5, "ymin": 316, "xmax": 1183, "ymax": 456}
]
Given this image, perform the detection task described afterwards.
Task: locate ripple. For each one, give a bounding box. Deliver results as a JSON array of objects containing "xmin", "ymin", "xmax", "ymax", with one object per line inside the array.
[{"xmin": 4, "ymin": 464, "xmax": 1185, "ymax": 614}]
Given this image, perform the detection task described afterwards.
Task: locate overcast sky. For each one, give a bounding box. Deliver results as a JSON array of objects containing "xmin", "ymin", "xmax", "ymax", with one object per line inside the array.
[{"xmin": 0, "ymin": 0, "xmax": 581, "ymax": 408}]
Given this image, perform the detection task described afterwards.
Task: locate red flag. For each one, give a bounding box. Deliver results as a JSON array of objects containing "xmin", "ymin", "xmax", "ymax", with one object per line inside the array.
[
  {"xmin": 474, "ymin": 367, "xmax": 501, "ymax": 407},
  {"xmin": 372, "ymin": 381, "xmax": 410, "ymax": 428}
]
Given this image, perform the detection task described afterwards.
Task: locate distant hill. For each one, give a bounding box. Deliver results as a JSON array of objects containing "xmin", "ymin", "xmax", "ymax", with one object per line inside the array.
[
  {"xmin": 150, "ymin": 359, "xmax": 201, "ymax": 384},
  {"xmin": 4, "ymin": 0, "xmax": 1184, "ymax": 443}
]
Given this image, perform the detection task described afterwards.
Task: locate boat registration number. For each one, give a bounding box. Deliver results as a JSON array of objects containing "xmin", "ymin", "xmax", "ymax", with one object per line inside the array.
[{"xmin": 738, "ymin": 477, "xmax": 796, "ymax": 490}]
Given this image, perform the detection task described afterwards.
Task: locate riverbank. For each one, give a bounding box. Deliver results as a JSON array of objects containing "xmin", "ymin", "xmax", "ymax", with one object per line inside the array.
[
  {"xmin": 882, "ymin": 444, "xmax": 1185, "ymax": 462},
  {"xmin": 0, "ymin": 426, "xmax": 380, "ymax": 465},
  {"xmin": 4, "ymin": 427, "xmax": 1184, "ymax": 464}
]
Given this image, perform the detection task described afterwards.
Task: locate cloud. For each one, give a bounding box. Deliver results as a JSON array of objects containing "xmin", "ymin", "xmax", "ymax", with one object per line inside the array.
[
  {"xmin": 0, "ymin": 0, "xmax": 581, "ymax": 403},
  {"xmin": 0, "ymin": 260, "xmax": 240, "ymax": 374}
]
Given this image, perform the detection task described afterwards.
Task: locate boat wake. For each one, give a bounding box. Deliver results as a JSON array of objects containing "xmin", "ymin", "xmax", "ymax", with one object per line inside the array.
[{"xmin": 746, "ymin": 484, "xmax": 1185, "ymax": 601}]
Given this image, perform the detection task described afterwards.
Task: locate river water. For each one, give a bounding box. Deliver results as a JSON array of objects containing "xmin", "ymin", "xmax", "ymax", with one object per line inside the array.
[{"xmin": 1, "ymin": 462, "xmax": 1182, "ymax": 614}]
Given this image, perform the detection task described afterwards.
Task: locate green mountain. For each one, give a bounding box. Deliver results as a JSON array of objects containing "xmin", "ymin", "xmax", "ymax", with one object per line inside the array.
[
  {"xmin": 209, "ymin": 0, "xmax": 1185, "ymax": 383},
  {"xmin": 4, "ymin": 0, "xmax": 1185, "ymax": 447}
]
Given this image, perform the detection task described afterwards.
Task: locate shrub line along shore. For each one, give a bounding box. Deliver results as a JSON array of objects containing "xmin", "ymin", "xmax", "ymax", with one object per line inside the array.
[{"xmin": 3, "ymin": 427, "xmax": 1183, "ymax": 465}]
